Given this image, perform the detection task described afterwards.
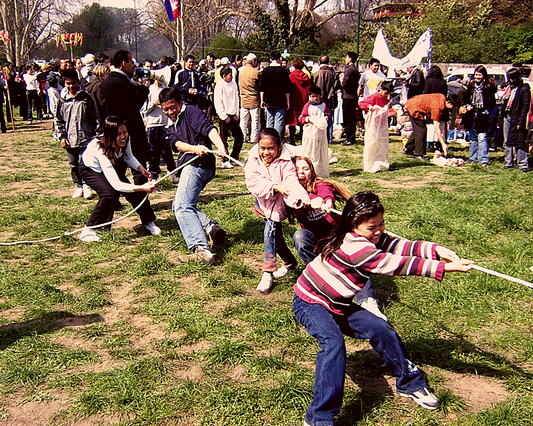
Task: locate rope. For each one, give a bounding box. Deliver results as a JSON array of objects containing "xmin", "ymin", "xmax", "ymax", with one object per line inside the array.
[{"xmin": 0, "ymin": 155, "xmax": 201, "ymax": 246}]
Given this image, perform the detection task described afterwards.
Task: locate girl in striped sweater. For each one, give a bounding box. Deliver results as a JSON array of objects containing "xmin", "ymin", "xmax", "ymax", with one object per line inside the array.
[{"xmin": 293, "ymin": 191, "xmax": 473, "ymax": 425}]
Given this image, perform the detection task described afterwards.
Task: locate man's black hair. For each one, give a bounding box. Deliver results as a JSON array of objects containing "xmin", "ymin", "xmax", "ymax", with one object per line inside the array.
[
  {"xmin": 62, "ymin": 68, "xmax": 79, "ymax": 83},
  {"xmin": 159, "ymin": 86, "xmax": 182, "ymax": 104},
  {"xmin": 113, "ymin": 50, "xmax": 131, "ymax": 68},
  {"xmin": 346, "ymin": 52, "xmax": 358, "ymax": 64}
]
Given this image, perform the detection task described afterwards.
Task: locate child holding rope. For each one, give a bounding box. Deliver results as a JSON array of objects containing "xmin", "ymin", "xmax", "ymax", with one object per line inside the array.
[
  {"xmin": 78, "ymin": 116, "xmax": 159, "ymax": 242},
  {"xmin": 292, "ymin": 156, "xmax": 386, "ymax": 320},
  {"xmin": 244, "ymin": 128, "xmax": 310, "ymax": 294},
  {"xmin": 293, "ymin": 191, "xmax": 473, "ymax": 425}
]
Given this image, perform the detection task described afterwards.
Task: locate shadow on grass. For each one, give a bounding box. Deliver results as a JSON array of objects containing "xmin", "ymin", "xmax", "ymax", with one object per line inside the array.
[
  {"xmin": 406, "ymin": 336, "xmax": 533, "ymax": 381},
  {"xmin": 0, "ymin": 312, "xmax": 104, "ymax": 350}
]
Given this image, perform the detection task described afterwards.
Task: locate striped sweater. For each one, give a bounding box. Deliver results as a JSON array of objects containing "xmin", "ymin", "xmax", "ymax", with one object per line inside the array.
[{"xmin": 294, "ymin": 232, "xmax": 445, "ymax": 315}]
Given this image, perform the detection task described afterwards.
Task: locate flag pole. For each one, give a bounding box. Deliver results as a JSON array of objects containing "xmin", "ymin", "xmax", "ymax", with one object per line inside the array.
[{"xmin": 2, "ymin": 69, "xmax": 15, "ymax": 131}]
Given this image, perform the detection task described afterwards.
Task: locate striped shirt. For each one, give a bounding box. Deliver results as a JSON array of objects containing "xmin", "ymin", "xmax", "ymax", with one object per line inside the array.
[{"xmin": 294, "ymin": 233, "xmax": 445, "ymax": 315}]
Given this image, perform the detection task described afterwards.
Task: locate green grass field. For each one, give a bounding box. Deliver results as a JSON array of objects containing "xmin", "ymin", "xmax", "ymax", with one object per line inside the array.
[{"xmin": 2, "ymin": 114, "xmax": 533, "ymax": 426}]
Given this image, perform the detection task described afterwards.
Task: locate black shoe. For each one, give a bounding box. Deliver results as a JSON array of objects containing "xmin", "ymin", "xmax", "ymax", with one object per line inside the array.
[
  {"xmin": 427, "ymin": 143, "xmax": 436, "ymax": 153},
  {"xmin": 208, "ymin": 225, "xmax": 226, "ymax": 245},
  {"xmin": 403, "ymin": 148, "xmax": 415, "ymax": 157},
  {"xmin": 342, "ymin": 141, "xmax": 354, "ymax": 146},
  {"xmin": 502, "ymin": 165, "xmax": 514, "ymax": 170},
  {"xmin": 520, "ymin": 168, "xmax": 531, "ymax": 173}
]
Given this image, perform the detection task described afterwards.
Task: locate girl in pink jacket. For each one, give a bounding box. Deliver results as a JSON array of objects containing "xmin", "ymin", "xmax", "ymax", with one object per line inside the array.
[{"xmin": 245, "ymin": 128, "xmax": 310, "ymax": 293}]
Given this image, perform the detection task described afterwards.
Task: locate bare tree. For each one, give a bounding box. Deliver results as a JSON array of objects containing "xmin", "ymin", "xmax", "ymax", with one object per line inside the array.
[
  {"xmin": 0, "ymin": 0, "xmax": 72, "ymax": 64},
  {"xmin": 144, "ymin": 0, "xmax": 247, "ymax": 62}
]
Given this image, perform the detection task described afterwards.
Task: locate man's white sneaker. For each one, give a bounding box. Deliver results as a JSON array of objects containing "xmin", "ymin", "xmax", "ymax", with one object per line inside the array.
[
  {"xmin": 256, "ymin": 272, "xmax": 273, "ymax": 293},
  {"xmin": 82, "ymin": 184, "xmax": 93, "ymax": 199},
  {"xmin": 398, "ymin": 387, "xmax": 438, "ymax": 410},
  {"xmin": 177, "ymin": 246, "xmax": 214, "ymax": 264},
  {"xmin": 272, "ymin": 265, "xmax": 295, "ymax": 279},
  {"xmin": 72, "ymin": 187, "xmax": 83, "ymax": 198},
  {"xmin": 221, "ymin": 161, "xmax": 234, "ymax": 169},
  {"xmin": 79, "ymin": 227, "xmax": 100, "ymax": 242},
  {"xmin": 145, "ymin": 222, "xmax": 161, "ymax": 235}
]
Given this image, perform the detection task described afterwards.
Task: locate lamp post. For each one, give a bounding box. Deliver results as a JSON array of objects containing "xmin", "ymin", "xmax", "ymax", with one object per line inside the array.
[
  {"xmin": 133, "ymin": 0, "xmax": 138, "ymax": 60},
  {"xmin": 356, "ymin": 0, "xmax": 361, "ymax": 66}
]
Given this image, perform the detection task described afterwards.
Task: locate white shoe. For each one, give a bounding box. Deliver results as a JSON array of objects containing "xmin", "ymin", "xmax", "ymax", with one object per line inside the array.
[
  {"xmin": 72, "ymin": 187, "xmax": 83, "ymax": 198},
  {"xmin": 329, "ymin": 156, "xmax": 339, "ymax": 164},
  {"xmin": 359, "ymin": 297, "xmax": 388, "ymax": 321},
  {"xmin": 79, "ymin": 227, "xmax": 100, "ymax": 242},
  {"xmin": 221, "ymin": 161, "xmax": 234, "ymax": 169},
  {"xmin": 398, "ymin": 387, "xmax": 438, "ymax": 410},
  {"xmin": 145, "ymin": 222, "xmax": 161, "ymax": 235},
  {"xmin": 82, "ymin": 184, "xmax": 93, "ymax": 199},
  {"xmin": 272, "ymin": 265, "xmax": 295, "ymax": 279},
  {"xmin": 256, "ymin": 272, "xmax": 273, "ymax": 293}
]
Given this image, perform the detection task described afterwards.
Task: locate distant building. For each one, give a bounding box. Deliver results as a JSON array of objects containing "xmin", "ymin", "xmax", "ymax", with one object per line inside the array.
[{"xmin": 371, "ymin": 2, "xmax": 420, "ymax": 23}]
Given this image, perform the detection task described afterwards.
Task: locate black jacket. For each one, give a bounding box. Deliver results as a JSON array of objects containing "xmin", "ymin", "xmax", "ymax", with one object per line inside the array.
[
  {"xmin": 407, "ymin": 69, "xmax": 425, "ymax": 99},
  {"xmin": 498, "ymin": 83, "xmax": 531, "ymax": 148},
  {"xmin": 103, "ymin": 71, "xmax": 149, "ymax": 162}
]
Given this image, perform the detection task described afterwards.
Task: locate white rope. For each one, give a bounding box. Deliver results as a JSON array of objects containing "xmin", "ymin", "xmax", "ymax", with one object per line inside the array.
[
  {"xmin": 0, "ymin": 155, "xmax": 200, "ymax": 246},
  {"xmin": 328, "ymin": 208, "xmax": 533, "ymax": 289}
]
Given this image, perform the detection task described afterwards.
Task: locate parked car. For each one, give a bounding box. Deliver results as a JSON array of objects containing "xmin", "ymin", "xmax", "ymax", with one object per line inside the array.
[{"xmin": 444, "ymin": 67, "xmax": 508, "ymax": 87}]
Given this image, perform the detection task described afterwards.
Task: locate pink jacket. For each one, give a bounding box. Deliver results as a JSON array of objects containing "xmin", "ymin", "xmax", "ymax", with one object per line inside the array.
[{"xmin": 245, "ymin": 143, "xmax": 309, "ymax": 222}]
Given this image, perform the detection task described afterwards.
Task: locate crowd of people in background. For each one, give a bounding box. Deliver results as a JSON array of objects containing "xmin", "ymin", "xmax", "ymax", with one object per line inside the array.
[{"xmin": 2, "ymin": 51, "xmax": 532, "ymax": 173}]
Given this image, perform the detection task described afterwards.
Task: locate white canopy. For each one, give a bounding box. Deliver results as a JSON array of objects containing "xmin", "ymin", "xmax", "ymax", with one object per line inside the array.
[{"xmin": 372, "ymin": 28, "xmax": 432, "ymax": 71}]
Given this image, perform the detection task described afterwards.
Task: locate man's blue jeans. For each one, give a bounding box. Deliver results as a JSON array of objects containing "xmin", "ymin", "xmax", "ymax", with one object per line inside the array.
[
  {"xmin": 293, "ymin": 295, "xmax": 427, "ymax": 426},
  {"xmin": 173, "ymin": 164, "xmax": 217, "ymax": 251},
  {"xmin": 265, "ymin": 108, "xmax": 286, "ymax": 139}
]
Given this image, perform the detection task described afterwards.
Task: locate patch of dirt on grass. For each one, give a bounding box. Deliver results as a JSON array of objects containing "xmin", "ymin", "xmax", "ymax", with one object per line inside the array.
[
  {"xmin": 376, "ymin": 171, "xmax": 443, "ymax": 189},
  {"xmin": 171, "ymin": 363, "xmax": 203, "ymax": 381},
  {"xmin": 0, "ymin": 390, "xmax": 71, "ymax": 426},
  {"xmin": 438, "ymin": 370, "xmax": 510, "ymax": 411},
  {"xmin": 0, "ymin": 306, "xmax": 26, "ymax": 321}
]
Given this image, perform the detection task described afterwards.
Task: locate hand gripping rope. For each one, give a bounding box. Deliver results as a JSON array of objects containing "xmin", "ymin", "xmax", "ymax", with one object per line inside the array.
[
  {"xmin": 0, "ymin": 152, "xmax": 242, "ymax": 246},
  {"xmin": 328, "ymin": 208, "xmax": 533, "ymax": 289}
]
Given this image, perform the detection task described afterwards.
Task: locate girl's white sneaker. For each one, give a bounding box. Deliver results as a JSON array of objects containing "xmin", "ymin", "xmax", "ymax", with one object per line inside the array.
[{"xmin": 256, "ymin": 272, "xmax": 273, "ymax": 293}]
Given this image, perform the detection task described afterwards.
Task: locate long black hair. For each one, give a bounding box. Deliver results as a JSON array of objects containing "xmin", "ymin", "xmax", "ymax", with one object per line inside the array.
[
  {"xmin": 317, "ymin": 191, "xmax": 384, "ymax": 261},
  {"xmin": 98, "ymin": 116, "xmax": 127, "ymax": 164}
]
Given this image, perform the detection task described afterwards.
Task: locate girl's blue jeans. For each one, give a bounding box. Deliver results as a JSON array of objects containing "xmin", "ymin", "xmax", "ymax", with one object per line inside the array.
[
  {"xmin": 293, "ymin": 295, "xmax": 427, "ymax": 426},
  {"xmin": 263, "ymin": 218, "xmax": 297, "ymax": 272}
]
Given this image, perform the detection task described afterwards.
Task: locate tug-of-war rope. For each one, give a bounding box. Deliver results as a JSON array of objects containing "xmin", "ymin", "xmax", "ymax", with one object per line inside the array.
[
  {"xmin": 328, "ymin": 207, "xmax": 533, "ymax": 289},
  {"xmin": 0, "ymin": 152, "xmax": 241, "ymax": 246},
  {"xmin": 1, "ymin": 154, "xmax": 531, "ymax": 289}
]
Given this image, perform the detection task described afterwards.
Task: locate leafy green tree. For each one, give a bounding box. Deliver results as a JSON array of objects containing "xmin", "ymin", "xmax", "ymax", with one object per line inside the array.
[
  {"xmin": 500, "ymin": 23, "xmax": 533, "ymax": 63},
  {"xmin": 61, "ymin": 3, "xmax": 120, "ymax": 55},
  {"xmin": 203, "ymin": 30, "xmax": 245, "ymax": 60}
]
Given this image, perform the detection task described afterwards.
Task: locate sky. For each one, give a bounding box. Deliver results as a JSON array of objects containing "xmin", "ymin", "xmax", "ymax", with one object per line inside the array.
[{"xmin": 96, "ymin": 0, "xmax": 142, "ymax": 8}]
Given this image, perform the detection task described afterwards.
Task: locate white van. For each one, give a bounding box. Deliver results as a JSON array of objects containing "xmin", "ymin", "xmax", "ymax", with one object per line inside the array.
[{"xmin": 444, "ymin": 67, "xmax": 508, "ymax": 87}]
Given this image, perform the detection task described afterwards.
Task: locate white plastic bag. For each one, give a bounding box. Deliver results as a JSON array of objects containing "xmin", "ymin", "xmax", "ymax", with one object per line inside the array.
[
  {"xmin": 362, "ymin": 105, "xmax": 390, "ymax": 173},
  {"xmin": 302, "ymin": 116, "xmax": 329, "ymax": 177}
]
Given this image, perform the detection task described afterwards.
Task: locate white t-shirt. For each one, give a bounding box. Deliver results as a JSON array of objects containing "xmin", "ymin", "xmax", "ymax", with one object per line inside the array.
[
  {"xmin": 359, "ymin": 69, "xmax": 386, "ymax": 98},
  {"xmin": 82, "ymin": 138, "xmax": 142, "ymax": 193}
]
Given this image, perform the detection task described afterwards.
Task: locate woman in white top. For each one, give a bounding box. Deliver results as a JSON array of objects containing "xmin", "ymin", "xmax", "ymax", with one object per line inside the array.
[{"xmin": 78, "ymin": 116, "xmax": 159, "ymax": 242}]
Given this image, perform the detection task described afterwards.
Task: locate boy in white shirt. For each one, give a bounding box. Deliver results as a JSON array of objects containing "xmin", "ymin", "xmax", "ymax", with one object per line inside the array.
[{"xmin": 213, "ymin": 66, "xmax": 243, "ymax": 168}]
